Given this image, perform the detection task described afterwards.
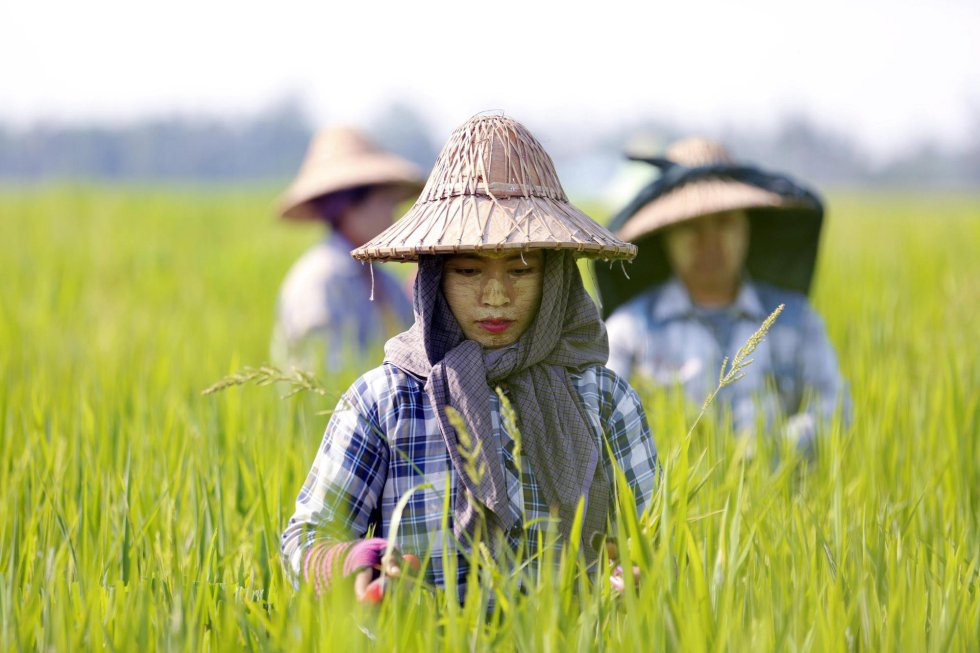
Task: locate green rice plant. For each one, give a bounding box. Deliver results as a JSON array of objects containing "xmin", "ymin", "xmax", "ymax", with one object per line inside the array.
[{"xmin": 1, "ymin": 185, "xmax": 978, "ymax": 651}]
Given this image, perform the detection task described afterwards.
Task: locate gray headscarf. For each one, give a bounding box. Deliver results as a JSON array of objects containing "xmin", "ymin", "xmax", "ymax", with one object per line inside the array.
[{"xmin": 384, "ymin": 250, "xmax": 610, "ymax": 560}]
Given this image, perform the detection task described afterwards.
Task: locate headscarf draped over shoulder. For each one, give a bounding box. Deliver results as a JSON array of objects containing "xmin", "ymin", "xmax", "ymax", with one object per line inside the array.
[{"xmin": 385, "ymin": 250, "xmax": 610, "ymax": 560}]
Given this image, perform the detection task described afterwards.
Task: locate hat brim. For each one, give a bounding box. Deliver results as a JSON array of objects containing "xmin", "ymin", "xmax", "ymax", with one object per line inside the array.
[
  {"xmin": 352, "ymin": 194, "xmax": 636, "ymax": 262},
  {"xmin": 278, "ymin": 156, "xmax": 425, "ymax": 221},
  {"xmin": 616, "ymin": 178, "xmax": 806, "ymax": 241}
]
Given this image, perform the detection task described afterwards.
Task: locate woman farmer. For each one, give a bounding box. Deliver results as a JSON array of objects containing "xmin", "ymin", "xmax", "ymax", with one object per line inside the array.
[
  {"xmin": 596, "ymin": 137, "xmax": 850, "ymax": 453},
  {"xmin": 272, "ymin": 127, "xmax": 425, "ymax": 371},
  {"xmin": 281, "ymin": 115, "xmax": 660, "ymax": 601}
]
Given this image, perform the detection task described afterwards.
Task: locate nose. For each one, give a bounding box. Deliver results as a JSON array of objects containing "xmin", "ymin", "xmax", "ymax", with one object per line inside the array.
[
  {"xmin": 696, "ymin": 224, "xmax": 723, "ymax": 251},
  {"xmin": 481, "ymin": 277, "xmax": 510, "ymax": 307}
]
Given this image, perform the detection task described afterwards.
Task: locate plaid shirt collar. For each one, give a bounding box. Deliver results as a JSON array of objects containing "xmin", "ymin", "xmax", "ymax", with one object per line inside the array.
[{"xmin": 653, "ymin": 276, "xmax": 767, "ymax": 323}]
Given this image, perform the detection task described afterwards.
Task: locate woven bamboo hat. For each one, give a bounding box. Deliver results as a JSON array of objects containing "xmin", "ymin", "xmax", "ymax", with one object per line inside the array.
[
  {"xmin": 278, "ymin": 127, "xmax": 425, "ymax": 221},
  {"xmin": 351, "ymin": 114, "xmax": 636, "ymax": 262},
  {"xmin": 595, "ymin": 137, "xmax": 824, "ymax": 317},
  {"xmin": 615, "ymin": 138, "xmax": 808, "ymax": 241}
]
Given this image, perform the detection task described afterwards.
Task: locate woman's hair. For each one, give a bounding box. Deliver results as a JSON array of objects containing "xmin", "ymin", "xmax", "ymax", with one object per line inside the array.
[{"xmin": 310, "ymin": 185, "xmax": 375, "ymax": 226}]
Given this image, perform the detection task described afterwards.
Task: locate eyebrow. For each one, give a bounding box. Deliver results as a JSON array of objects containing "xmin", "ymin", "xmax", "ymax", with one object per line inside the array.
[{"xmin": 448, "ymin": 253, "xmax": 541, "ymax": 263}]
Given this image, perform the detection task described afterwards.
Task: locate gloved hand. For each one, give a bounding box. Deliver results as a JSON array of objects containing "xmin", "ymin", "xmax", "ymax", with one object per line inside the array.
[
  {"xmin": 605, "ymin": 540, "xmax": 640, "ymax": 594},
  {"xmin": 304, "ymin": 537, "xmax": 420, "ymax": 603}
]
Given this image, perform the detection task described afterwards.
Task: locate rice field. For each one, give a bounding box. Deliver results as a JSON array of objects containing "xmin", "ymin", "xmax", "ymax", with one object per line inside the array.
[{"xmin": 1, "ymin": 185, "xmax": 978, "ymax": 651}]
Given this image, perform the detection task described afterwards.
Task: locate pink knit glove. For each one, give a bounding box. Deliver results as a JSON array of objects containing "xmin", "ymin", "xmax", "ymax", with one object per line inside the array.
[
  {"xmin": 609, "ymin": 565, "xmax": 641, "ymax": 593},
  {"xmin": 303, "ymin": 540, "xmax": 353, "ymax": 596},
  {"xmin": 304, "ymin": 538, "xmax": 418, "ymax": 602},
  {"xmin": 343, "ymin": 538, "xmax": 390, "ymax": 577}
]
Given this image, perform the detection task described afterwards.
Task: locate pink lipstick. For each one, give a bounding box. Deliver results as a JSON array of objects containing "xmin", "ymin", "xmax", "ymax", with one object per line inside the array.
[{"xmin": 478, "ymin": 319, "xmax": 513, "ymax": 334}]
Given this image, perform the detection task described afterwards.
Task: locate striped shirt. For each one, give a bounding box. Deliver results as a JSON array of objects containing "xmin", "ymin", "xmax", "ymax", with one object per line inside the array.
[
  {"xmin": 607, "ymin": 277, "xmax": 850, "ymax": 448},
  {"xmin": 281, "ymin": 363, "xmax": 659, "ymax": 590}
]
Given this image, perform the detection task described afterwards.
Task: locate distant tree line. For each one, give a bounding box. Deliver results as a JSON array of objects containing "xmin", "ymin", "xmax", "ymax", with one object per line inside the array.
[
  {"xmin": 1, "ymin": 98, "xmax": 978, "ymax": 188},
  {"xmin": 722, "ymin": 115, "xmax": 980, "ymax": 187},
  {"xmin": 575, "ymin": 112, "xmax": 980, "ymax": 189},
  {"xmin": 0, "ymin": 99, "xmax": 312, "ymax": 182}
]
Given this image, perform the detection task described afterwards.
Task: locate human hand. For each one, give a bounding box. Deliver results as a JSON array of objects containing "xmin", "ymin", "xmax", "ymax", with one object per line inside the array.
[
  {"xmin": 785, "ymin": 413, "xmax": 816, "ymax": 458},
  {"xmin": 605, "ymin": 540, "xmax": 640, "ymax": 594},
  {"xmin": 346, "ymin": 538, "xmax": 420, "ymax": 604},
  {"xmin": 609, "ymin": 564, "xmax": 641, "ymax": 594}
]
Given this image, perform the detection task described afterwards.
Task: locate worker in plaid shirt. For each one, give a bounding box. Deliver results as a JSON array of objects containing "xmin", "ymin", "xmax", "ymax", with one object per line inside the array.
[
  {"xmin": 281, "ymin": 115, "xmax": 660, "ymax": 603},
  {"xmin": 597, "ymin": 137, "xmax": 850, "ymax": 454},
  {"xmin": 272, "ymin": 127, "xmax": 423, "ymax": 373}
]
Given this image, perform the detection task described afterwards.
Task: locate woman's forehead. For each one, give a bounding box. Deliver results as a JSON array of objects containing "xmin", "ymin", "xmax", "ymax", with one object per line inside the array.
[{"xmin": 445, "ymin": 250, "xmax": 544, "ymax": 263}]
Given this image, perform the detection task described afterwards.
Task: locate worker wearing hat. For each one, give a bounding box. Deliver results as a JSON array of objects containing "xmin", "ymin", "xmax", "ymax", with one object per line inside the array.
[
  {"xmin": 272, "ymin": 127, "xmax": 425, "ymax": 371},
  {"xmin": 281, "ymin": 114, "xmax": 660, "ymax": 602},
  {"xmin": 597, "ymin": 138, "xmax": 850, "ymax": 453}
]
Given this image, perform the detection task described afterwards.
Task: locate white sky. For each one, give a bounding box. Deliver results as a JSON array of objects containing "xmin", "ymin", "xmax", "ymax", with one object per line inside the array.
[{"xmin": 2, "ymin": 0, "xmax": 979, "ymax": 158}]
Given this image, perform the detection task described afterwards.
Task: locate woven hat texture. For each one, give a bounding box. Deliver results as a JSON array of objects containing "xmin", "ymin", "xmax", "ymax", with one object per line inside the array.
[
  {"xmin": 352, "ymin": 114, "xmax": 635, "ymax": 261},
  {"xmin": 279, "ymin": 127, "xmax": 424, "ymax": 221},
  {"xmin": 616, "ymin": 138, "xmax": 802, "ymax": 241}
]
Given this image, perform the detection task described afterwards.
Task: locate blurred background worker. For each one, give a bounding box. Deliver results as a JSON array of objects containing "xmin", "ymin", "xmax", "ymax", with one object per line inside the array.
[
  {"xmin": 596, "ymin": 137, "xmax": 850, "ymax": 454},
  {"xmin": 272, "ymin": 127, "xmax": 424, "ymax": 371}
]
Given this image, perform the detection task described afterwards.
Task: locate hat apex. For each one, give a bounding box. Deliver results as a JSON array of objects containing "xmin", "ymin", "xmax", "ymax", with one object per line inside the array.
[
  {"xmin": 353, "ymin": 114, "xmax": 636, "ymax": 262},
  {"xmin": 665, "ymin": 137, "xmax": 735, "ymax": 167}
]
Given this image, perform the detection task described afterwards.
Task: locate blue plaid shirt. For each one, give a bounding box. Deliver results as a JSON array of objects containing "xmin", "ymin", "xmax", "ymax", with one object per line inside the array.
[
  {"xmin": 281, "ymin": 363, "xmax": 659, "ymax": 590},
  {"xmin": 271, "ymin": 233, "xmax": 414, "ymax": 371},
  {"xmin": 607, "ymin": 277, "xmax": 850, "ymax": 448}
]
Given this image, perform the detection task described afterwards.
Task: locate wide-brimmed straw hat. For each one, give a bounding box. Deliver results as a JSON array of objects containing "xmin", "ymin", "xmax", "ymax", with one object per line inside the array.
[
  {"xmin": 351, "ymin": 114, "xmax": 636, "ymax": 262},
  {"xmin": 278, "ymin": 127, "xmax": 425, "ymax": 221},
  {"xmin": 595, "ymin": 137, "xmax": 824, "ymax": 318}
]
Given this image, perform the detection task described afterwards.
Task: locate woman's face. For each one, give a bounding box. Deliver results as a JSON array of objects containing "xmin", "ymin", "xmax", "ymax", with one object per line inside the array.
[
  {"xmin": 663, "ymin": 209, "xmax": 749, "ymax": 304},
  {"xmin": 441, "ymin": 250, "xmax": 544, "ymax": 349},
  {"xmin": 337, "ymin": 186, "xmax": 404, "ymax": 247}
]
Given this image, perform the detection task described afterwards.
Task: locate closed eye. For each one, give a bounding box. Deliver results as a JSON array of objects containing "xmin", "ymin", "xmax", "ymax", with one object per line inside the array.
[{"xmin": 511, "ymin": 267, "xmax": 536, "ymax": 276}]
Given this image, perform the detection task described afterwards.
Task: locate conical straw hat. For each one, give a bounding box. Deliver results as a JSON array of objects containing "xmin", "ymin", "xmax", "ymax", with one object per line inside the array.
[
  {"xmin": 352, "ymin": 114, "xmax": 636, "ymax": 262},
  {"xmin": 595, "ymin": 137, "xmax": 824, "ymax": 317},
  {"xmin": 616, "ymin": 138, "xmax": 798, "ymax": 242},
  {"xmin": 278, "ymin": 126, "xmax": 425, "ymax": 221}
]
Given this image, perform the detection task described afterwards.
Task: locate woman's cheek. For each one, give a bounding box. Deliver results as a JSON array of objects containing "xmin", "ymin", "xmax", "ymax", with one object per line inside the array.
[
  {"xmin": 514, "ymin": 275, "xmax": 543, "ymax": 315},
  {"xmin": 443, "ymin": 276, "xmax": 478, "ymax": 307}
]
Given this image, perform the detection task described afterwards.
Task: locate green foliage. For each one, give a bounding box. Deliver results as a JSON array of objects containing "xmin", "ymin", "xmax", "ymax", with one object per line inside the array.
[{"xmin": 1, "ymin": 186, "xmax": 978, "ymax": 651}]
